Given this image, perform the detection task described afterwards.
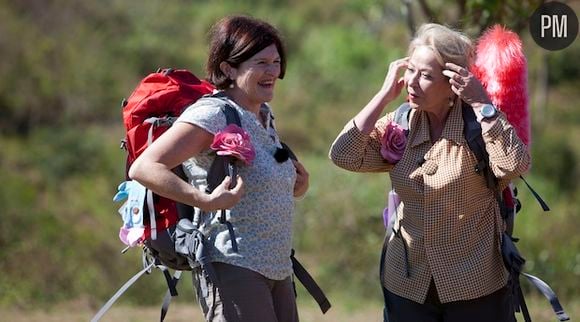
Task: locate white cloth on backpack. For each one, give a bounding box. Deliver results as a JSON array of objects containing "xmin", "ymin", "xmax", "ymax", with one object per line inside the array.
[{"xmin": 116, "ymin": 180, "xmax": 147, "ymax": 246}]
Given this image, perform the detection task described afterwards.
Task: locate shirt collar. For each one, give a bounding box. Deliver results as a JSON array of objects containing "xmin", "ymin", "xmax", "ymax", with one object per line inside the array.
[
  {"xmin": 409, "ymin": 110, "xmax": 430, "ymax": 147},
  {"xmin": 441, "ymin": 104, "xmax": 465, "ymax": 145},
  {"xmin": 409, "ymin": 104, "xmax": 465, "ymax": 147}
]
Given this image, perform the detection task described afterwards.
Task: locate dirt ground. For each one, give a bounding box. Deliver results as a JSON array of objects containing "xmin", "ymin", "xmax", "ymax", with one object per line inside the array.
[{"xmin": 1, "ymin": 295, "xmax": 575, "ymax": 322}]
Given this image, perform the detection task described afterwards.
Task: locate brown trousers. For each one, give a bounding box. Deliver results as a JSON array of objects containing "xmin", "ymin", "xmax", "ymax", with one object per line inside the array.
[{"xmin": 194, "ymin": 262, "xmax": 299, "ymax": 322}]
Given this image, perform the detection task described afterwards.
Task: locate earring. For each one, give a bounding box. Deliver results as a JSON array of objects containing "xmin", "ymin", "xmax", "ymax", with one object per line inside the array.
[
  {"xmin": 448, "ymin": 97, "xmax": 455, "ymax": 107},
  {"xmin": 228, "ymin": 77, "xmax": 235, "ymax": 89}
]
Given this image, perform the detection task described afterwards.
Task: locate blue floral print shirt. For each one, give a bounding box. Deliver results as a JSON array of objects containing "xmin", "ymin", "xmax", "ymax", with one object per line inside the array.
[{"xmin": 176, "ymin": 94, "xmax": 296, "ymax": 280}]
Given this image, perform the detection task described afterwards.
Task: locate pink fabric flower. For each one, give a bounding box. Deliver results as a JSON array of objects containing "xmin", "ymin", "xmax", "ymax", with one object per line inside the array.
[
  {"xmin": 380, "ymin": 121, "xmax": 407, "ymax": 163},
  {"xmin": 210, "ymin": 124, "xmax": 256, "ymax": 165}
]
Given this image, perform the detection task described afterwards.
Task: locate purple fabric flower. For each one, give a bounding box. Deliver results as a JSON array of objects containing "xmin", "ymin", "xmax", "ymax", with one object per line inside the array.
[
  {"xmin": 119, "ymin": 226, "xmax": 145, "ymax": 246},
  {"xmin": 380, "ymin": 121, "xmax": 407, "ymax": 163}
]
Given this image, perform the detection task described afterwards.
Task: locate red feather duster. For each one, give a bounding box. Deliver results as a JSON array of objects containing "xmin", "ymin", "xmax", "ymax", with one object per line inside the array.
[{"xmin": 471, "ymin": 25, "xmax": 530, "ymax": 146}]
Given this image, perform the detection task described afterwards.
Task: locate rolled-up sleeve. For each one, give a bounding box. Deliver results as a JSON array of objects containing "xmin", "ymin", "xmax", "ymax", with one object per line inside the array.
[
  {"xmin": 329, "ymin": 117, "xmax": 393, "ymax": 173},
  {"xmin": 482, "ymin": 113, "xmax": 531, "ymax": 180}
]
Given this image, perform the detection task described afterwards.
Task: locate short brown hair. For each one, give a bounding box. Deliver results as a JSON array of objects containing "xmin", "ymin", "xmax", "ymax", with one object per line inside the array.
[{"xmin": 206, "ymin": 15, "xmax": 287, "ymax": 90}]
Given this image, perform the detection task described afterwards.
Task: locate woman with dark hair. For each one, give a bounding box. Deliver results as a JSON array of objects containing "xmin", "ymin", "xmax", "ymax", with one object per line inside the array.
[{"xmin": 129, "ymin": 15, "xmax": 307, "ymax": 322}]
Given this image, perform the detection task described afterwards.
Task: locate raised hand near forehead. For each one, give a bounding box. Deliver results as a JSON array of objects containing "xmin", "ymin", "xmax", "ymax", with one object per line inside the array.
[
  {"xmin": 442, "ymin": 63, "xmax": 491, "ymax": 108},
  {"xmin": 380, "ymin": 57, "xmax": 409, "ymax": 102}
]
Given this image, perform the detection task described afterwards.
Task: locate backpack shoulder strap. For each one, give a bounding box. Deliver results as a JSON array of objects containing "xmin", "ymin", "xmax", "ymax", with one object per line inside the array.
[
  {"xmin": 204, "ymin": 94, "xmax": 243, "ymax": 193},
  {"xmin": 461, "ymin": 103, "xmax": 497, "ymax": 190},
  {"xmin": 393, "ymin": 103, "xmax": 411, "ymax": 131},
  {"xmin": 202, "ymin": 91, "xmax": 242, "ymax": 127},
  {"xmin": 202, "ymin": 94, "xmax": 242, "ymax": 252},
  {"xmin": 221, "ymin": 103, "xmax": 242, "ymax": 127},
  {"xmin": 462, "ymin": 104, "xmax": 550, "ymax": 211}
]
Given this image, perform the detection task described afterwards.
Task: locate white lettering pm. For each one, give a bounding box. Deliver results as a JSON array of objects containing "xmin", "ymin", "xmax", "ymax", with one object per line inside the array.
[{"xmin": 541, "ymin": 15, "xmax": 568, "ymax": 38}]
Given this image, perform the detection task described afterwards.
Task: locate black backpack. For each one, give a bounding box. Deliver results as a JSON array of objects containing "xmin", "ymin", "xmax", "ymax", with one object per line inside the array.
[{"xmin": 379, "ymin": 103, "xmax": 569, "ymax": 322}]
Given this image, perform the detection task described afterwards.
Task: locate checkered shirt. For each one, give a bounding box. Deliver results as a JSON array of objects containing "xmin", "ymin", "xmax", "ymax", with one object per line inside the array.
[{"xmin": 329, "ymin": 104, "xmax": 530, "ymax": 303}]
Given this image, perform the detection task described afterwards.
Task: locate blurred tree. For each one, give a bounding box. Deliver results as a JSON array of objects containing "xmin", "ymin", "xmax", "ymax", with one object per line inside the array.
[
  {"xmin": 403, "ymin": 0, "xmax": 545, "ymax": 36},
  {"xmin": 0, "ymin": 0, "xmax": 132, "ymax": 135}
]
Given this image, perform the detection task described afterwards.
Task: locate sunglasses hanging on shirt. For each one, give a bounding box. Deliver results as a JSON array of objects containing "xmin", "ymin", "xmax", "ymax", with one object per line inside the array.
[{"xmin": 274, "ymin": 142, "xmax": 297, "ymax": 163}]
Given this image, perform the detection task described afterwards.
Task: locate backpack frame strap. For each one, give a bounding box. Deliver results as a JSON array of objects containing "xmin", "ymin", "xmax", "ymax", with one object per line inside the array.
[
  {"xmin": 91, "ymin": 262, "xmax": 156, "ymax": 322},
  {"xmin": 160, "ymin": 270, "xmax": 183, "ymax": 322},
  {"xmin": 290, "ymin": 249, "xmax": 331, "ymax": 314},
  {"xmin": 523, "ymin": 273, "xmax": 570, "ymax": 321},
  {"xmin": 519, "ymin": 175, "xmax": 550, "ymax": 211},
  {"xmin": 146, "ymin": 189, "xmax": 158, "ymax": 240}
]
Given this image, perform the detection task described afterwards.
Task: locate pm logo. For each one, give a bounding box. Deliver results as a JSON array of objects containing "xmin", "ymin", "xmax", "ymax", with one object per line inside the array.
[{"xmin": 530, "ymin": 1, "xmax": 578, "ymax": 51}]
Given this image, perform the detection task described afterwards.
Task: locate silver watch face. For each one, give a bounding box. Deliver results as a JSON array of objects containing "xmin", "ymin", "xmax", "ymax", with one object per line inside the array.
[{"xmin": 481, "ymin": 104, "xmax": 497, "ymax": 118}]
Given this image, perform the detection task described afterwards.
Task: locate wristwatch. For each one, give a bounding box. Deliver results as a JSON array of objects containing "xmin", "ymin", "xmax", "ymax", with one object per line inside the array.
[{"xmin": 480, "ymin": 104, "xmax": 499, "ymax": 120}]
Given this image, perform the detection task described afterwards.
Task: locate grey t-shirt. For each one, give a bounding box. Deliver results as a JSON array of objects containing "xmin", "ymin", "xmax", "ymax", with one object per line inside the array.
[{"xmin": 176, "ymin": 95, "xmax": 296, "ymax": 280}]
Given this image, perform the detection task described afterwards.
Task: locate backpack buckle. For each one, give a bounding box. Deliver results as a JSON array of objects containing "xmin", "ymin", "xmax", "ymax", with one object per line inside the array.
[{"xmin": 119, "ymin": 139, "xmax": 127, "ymax": 150}]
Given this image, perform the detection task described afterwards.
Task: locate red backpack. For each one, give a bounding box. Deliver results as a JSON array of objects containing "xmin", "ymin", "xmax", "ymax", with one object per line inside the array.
[
  {"xmin": 120, "ymin": 68, "xmax": 214, "ymax": 241},
  {"xmin": 94, "ymin": 68, "xmax": 234, "ymax": 322}
]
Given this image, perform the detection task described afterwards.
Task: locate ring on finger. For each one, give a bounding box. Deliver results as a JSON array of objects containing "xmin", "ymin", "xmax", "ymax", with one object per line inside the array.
[{"xmin": 453, "ymin": 74, "xmax": 464, "ymax": 84}]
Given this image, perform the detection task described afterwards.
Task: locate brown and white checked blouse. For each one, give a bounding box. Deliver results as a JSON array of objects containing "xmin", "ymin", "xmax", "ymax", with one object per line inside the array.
[{"xmin": 329, "ymin": 104, "xmax": 530, "ymax": 304}]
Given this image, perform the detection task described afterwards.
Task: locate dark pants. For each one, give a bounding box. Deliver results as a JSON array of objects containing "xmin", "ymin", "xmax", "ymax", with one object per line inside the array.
[
  {"xmin": 384, "ymin": 280, "xmax": 516, "ymax": 322},
  {"xmin": 194, "ymin": 262, "xmax": 299, "ymax": 322}
]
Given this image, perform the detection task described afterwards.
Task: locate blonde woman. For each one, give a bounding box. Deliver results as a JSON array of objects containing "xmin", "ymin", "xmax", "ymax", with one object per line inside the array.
[{"xmin": 330, "ymin": 23, "xmax": 529, "ymax": 322}]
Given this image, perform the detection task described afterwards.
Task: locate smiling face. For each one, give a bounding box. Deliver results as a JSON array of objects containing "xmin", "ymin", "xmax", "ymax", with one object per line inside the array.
[
  {"xmin": 228, "ymin": 44, "xmax": 281, "ymax": 110},
  {"xmin": 404, "ymin": 46, "xmax": 454, "ymax": 113}
]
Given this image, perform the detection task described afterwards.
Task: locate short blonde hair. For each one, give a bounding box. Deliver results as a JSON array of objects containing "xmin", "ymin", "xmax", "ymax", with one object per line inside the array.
[{"xmin": 408, "ymin": 23, "xmax": 474, "ymax": 68}]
